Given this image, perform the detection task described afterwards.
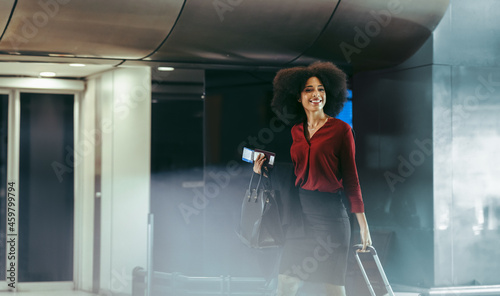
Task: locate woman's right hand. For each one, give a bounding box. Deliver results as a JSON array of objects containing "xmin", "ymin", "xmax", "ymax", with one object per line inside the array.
[{"xmin": 253, "ymin": 153, "xmax": 267, "ymax": 175}]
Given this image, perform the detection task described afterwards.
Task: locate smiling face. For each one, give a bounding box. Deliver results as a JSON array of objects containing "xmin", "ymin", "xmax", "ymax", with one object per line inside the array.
[{"xmin": 300, "ymin": 76, "xmax": 326, "ymax": 113}]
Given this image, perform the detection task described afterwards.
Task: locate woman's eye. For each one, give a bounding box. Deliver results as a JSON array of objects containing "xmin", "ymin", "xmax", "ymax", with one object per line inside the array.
[{"xmin": 303, "ymin": 88, "xmax": 324, "ymax": 93}]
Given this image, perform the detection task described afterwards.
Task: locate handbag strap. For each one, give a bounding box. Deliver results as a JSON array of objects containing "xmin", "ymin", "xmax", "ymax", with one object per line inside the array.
[
  {"xmin": 255, "ymin": 172, "xmax": 262, "ymax": 190},
  {"xmin": 247, "ymin": 171, "xmax": 263, "ymax": 192},
  {"xmin": 247, "ymin": 172, "xmax": 255, "ymax": 192}
]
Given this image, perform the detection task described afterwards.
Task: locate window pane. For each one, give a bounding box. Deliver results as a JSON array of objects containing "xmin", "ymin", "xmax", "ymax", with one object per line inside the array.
[
  {"xmin": 18, "ymin": 93, "xmax": 74, "ymax": 282},
  {"xmin": 0, "ymin": 94, "xmax": 8, "ymax": 281}
]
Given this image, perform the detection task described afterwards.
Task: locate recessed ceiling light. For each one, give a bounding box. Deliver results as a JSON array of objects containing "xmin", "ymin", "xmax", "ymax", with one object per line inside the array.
[
  {"xmin": 40, "ymin": 72, "xmax": 56, "ymax": 77},
  {"xmin": 48, "ymin": 53, "xmax": 75, "ymax": 57},
  {"xmin": 158, "ymin": 66, "xmax": 175, "ymax": 71},
  {"xmin": 69, "ymin": 63, "xmax": 86, "ymax": 67}
]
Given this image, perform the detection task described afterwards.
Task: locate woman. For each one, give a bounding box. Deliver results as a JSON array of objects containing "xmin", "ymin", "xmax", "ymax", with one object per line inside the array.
[{"xmin": 253, "ymin": 61, "xmax": 372, "ymax": 296}]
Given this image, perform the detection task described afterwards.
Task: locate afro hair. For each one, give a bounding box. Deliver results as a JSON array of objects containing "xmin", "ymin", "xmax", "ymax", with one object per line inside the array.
[{"xmin": 271, "ymin": 61, "xmax": 347, "ymax": 125}]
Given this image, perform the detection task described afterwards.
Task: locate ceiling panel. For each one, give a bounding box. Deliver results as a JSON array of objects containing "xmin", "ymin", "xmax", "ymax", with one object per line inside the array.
[
  {"xmin": 0, "ymin": 0, "xmax": 184, "ymax": 59},
  {"xmin": 147, "ymin": 0, "xmax": 339, "ymax": 66},
  {"xmin": 0, "ymin": 0, "xmax": 451, "ymax": 74},
  {"xmin": 0, "ymin": 0, "xmax": 16, "ymax": 37},
  {"xmin": 294, "ymin": 0, "xmax": 450, "ymax": 72}
]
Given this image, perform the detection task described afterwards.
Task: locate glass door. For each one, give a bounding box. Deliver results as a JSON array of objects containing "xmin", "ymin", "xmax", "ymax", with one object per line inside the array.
[
  {"xmin": 0, "ymin": 93, "xmax": 9, "ymax": 290},
  {"xmin": 1, "ymin": 90, "xmax": 75, "ymax": 290},
  {"xmin": 18, "ymin": 92, "xmax": 75, "ymax": 283}
]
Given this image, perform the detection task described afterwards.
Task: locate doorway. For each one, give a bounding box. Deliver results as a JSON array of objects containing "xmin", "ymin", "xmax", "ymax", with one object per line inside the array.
[{"xmin": 0, "ymin": 90, "xmax": 75, "ymax": 290}]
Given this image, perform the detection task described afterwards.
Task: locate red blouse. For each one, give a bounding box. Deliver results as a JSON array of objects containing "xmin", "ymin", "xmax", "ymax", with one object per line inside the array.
[{"xmin": 290, "ymin": 118, "xmax": 364, "ymax": 213}]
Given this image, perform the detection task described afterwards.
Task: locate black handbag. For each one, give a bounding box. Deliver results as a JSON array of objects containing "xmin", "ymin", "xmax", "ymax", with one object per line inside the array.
[{"xmin": 237, "ymin": 171, "xmax": 284, "ymax": 248}]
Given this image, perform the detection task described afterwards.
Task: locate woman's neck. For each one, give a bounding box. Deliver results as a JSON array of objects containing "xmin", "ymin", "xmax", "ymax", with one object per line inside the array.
[{"xmin": 305, "ymin": 111, "xmax": 328, "ymax": 126}]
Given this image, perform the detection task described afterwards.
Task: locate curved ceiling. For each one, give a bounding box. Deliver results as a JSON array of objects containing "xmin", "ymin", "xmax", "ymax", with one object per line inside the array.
[
  {"xmin": 293, "ymin": 0, "xmax": 451, "ymax": 71},
  {"xmin": 0, "ymin": 1, "xmax": 15, "ymax": 36},
  {"xmin": 0, "ymin": 0, "xmax": 450, "ymax": 74},
  {"xmin": 0, "ymin": 0, "xmax": 182, "ymax": 59},
  {"xmin": 145, "ymin": 0, "xmax": 339, "ymax": 65}
]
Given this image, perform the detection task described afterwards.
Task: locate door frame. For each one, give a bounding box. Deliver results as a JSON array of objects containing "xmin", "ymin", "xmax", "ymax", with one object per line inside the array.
[
  {"xmin": 0, "ymin": 78, "xmax": 85, "ymax": 292},
  {"xmin": 0, "ymin": 88, "xmax": 13, "ymax": 291}
]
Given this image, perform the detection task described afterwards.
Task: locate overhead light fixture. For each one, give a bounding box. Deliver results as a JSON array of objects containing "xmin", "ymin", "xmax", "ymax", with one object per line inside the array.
[
  {"xmin": 158, "ymin": 66, "xmax": 175, "ymax": 71},
  {"xmin": 48, "ymin": 53, "xmax": 75, "ymax": 57},
  {"xmin": 69, "ymin": 63, "xmax": 86, "ymax": 67},
  {"xmin": 40, "ymin": 72, "xmax": 56, "ymax": 77}
]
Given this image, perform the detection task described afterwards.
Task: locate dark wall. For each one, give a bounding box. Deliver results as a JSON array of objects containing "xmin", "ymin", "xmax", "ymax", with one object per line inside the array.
[
  {"xmin": 198, "ymin": 70, "xmax": 293, "ymax": 277},
  {"xmin": 150, "ymin": 69, "xmax": 293, "ymax": 278},
  {"xmin": 150, "ymin": 69, "xmax": 206, "ymax": 275},
  {"xmin": 353, "ymin": 64, "xmax": 435, "ymax": 288},
  {"xmin": 205, "ymin": 70, "xmax": 292, "ymax": 165}
]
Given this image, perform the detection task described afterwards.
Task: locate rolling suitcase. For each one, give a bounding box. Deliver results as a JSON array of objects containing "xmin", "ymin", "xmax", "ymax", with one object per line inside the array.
[{"xmin": 349, "ymin": 244, "xmax": 395, "ymax": 296}]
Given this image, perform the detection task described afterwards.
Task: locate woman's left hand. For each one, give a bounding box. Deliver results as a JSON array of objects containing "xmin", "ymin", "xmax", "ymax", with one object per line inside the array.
[
  {"xmin": 359, "ymin": 225, "xmax": 372, "ymax": 252},
  {"xmin": 355, "ymin": 212, "xmax": 372, "ymax": 252}
]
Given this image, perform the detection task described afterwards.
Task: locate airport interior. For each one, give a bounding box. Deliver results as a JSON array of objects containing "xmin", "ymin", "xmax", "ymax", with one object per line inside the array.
[{"xmin": 1, "ymin": 0, "xmax": 500, "ymax": 295}]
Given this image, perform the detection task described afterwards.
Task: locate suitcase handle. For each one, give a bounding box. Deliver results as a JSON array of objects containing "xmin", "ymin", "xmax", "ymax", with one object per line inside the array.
[
  {"xmin": 353, "ymin": 244, "xmax": 377, "ymax": 255},
  {"xmin": 352, "ymin": 244, "xmax": 396, "ymax": 296}
]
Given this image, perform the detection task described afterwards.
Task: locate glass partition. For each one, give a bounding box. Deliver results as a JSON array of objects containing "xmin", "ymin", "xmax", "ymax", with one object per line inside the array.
[
  {"xmin": 18, "ymin": 93, "xmax": 74, "ymax": 282},
  {"xmin": 0, "ymin": 94, "xmax": 8, "ymax": 282}
]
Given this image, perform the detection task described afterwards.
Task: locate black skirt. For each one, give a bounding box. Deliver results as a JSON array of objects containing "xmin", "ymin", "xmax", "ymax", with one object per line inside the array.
[{"xmin": 279, "ymin": 188, "xmax": 351, "ymax": 286}]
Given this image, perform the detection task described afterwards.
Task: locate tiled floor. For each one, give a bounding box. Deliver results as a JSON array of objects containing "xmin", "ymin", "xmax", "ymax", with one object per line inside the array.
[
  {"xmin": 0, "ymin": 292, "xmax": 420, "ymax": 296},
  {"xmin": 0, "ymin": 288, "xmax": 421, "ymax": 296}
]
